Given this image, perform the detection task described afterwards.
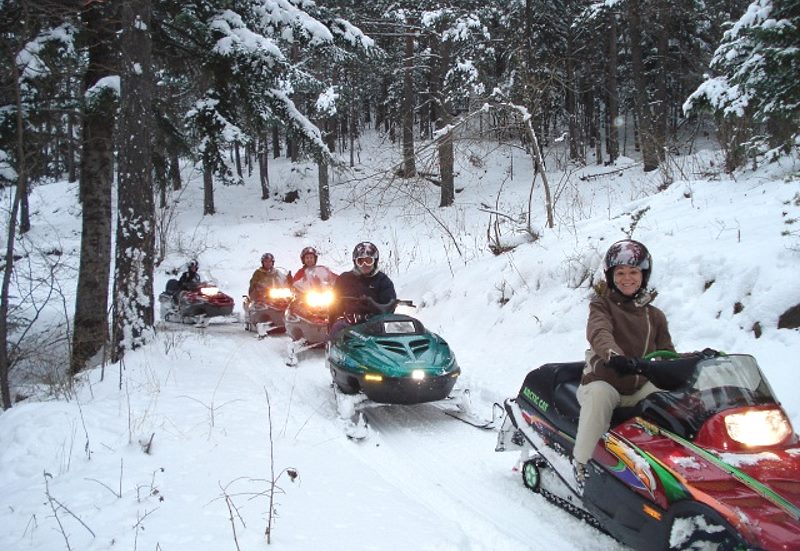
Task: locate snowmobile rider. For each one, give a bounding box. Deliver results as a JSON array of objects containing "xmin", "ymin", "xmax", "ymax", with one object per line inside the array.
[
  {"xmin": 248, "ymin": 253, "xmax": 290, "ymax": 301},
  {"xmin": 178, "ymin": 260, "xmax": 201, "ymax": 291},
  {"xmin": 291, "ymin": 246, "xmax": 321, "ymax": 285},
  {"xmin": 328, "ymin": 241, "xmax": 397, "ymax": 336},
  {"xmin": 573, "ymin": 239, "xmax": 675, "ymax": 490}
]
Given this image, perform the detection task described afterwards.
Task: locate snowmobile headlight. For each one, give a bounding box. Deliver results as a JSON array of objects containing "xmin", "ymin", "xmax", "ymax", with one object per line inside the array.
[
  {"xmin": 364, "ymin": 373, "xmax": 383, "ymax": 382},
  {"xmin": 200, "ymin": 286, "xmax": 219, "ymax": 296},
  {"xmin": 306, "ymin": 289, "xmax": 334, "ymax": 308},
  {"xmin": 268, "ymin": 287, "xmax": 292, "ymax": 300},
  {"xmin": 724, "ymin": 408, "xmax": 792, "ymax": 447},
  {"xmin": 411, "ymin": 369, "xmax": 425, "ymax": 380}
]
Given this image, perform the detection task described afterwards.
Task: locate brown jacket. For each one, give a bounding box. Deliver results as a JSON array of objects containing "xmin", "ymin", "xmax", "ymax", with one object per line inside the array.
[
  {"xmin": 248, "ymin": 268, "xmax": 290, "ymax": 300},
  {"xmin": 582, "ymin": 286, "xmax": 675, "ymax": 394}
]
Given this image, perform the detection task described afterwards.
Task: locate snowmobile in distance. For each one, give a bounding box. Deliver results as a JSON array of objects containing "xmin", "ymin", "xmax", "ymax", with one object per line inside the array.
[
  {"xmin": 284, "ymin": 265, "xmax": 337, "ymax": 365},
  {"xmin": 243, "ymin": 267, "xmax": 293, "ymax": 337},
  {"xmin": 159, "ymin": 276, "xmax": 235, "ymax": 327},
  {"xmin": 327, "ymin": 296, "xmax": 486, "ymax": 439},
  {"xmin": 495, "ymin": 351, "xmax": 800, "ymax": 551}
]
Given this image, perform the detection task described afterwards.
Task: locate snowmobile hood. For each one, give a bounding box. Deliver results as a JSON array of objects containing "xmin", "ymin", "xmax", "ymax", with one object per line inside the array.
[
  {"xmin": 603, "ymin": 355, "xmax": 800, "ymax": 550},
  {"xmin": 328, "ymin": 313, "xmax": 458, "ymax": 379}
]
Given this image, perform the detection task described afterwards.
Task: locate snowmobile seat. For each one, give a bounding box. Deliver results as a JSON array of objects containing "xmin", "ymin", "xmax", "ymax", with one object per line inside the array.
[
  {"xmin": 551, "ymin": 362, "xmax": 645, "ymax": 427},
  {"xmin": 554, "ymin": 380, "xmax": 581, "ymax": 419}
]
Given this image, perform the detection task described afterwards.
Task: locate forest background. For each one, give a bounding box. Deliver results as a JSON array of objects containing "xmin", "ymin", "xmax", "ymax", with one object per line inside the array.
[{"xmin": 1, "ymin": 0, "xmax": 798, "ymax": 409}]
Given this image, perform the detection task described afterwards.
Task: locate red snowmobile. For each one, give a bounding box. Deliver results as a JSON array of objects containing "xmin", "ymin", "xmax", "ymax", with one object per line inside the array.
[
  {"xmin": 496, "ymin": 351, "xmax": 799, "ymax": 550},
  {"xmin": 159, "ymin": 278, "xmax": 235, "ymax": 326}
]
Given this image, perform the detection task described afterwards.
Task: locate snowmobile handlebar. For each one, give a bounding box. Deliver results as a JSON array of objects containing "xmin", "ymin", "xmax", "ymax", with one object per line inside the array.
[
  {"xmin": 633, "ymin": 348, "xmax": 723, "ymax": 391},
  {"xmin": 339, "ymin": 296, "xmax": 413, "ymax": 314}
]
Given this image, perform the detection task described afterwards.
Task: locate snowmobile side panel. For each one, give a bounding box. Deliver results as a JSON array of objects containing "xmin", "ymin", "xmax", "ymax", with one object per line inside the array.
[{"xmin": 583, "ymin": 466, "xmax": 668, "ymax": 551}]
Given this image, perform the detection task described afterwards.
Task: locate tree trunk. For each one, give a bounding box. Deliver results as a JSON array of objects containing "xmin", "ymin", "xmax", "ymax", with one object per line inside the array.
[
  {"xmin": 18, "ymin": 170, "xmax": 30, "ymax": 234},
  {"xmin": 67, "ymin": 97, "xmax": 77, "ymax": 182},
  {"xmin": 154, "ymin": 151, "xmax": 167, "ymax": 208},
  {"xmin": 565, "ymin": 32, "xmax": 580, "ymax": 162},
  {"xmin": 0, "ymin": 51, "xmax": 29, "ymax": 408},
  {"xmin": 654, "ymin": 0, "xmax": 669, "ymax": 154},
  {"xmin": 168, "ymin": 142, "xmax": 181, "ymax": 191},
  {"xmin": 71, "ymin": 2, "xmax": 117, "ymax": 375},
  {"xmin": 606, "ymin": 12, "xmax": 620, "ymax": 163},
  {"xmin": 111, "ymin": 0, "xmax": 154, "ymax": 363},
  {"xmin": 203, "ymin": 160, "xmax": 215, "ymax": 215},
  {"xmin": 318, "ymin": 121, "xmax": 333, "ymax": 220},
  {"xmin": 627, "ymin": 0, "xmax": 660, "ymax": 171},
  {"xmin": 400, "ymin": 18, "xmax": 417, "ymax": 178},
  {"xmin": 318, "ymin": 159, "xmax": 331, "ymax": 221},
  {"xmin": 234, "ymin": 141, "xmax": 242, "ymax": 179},
  {"xmin": 259, "ymin": 134, "xmax": 270, "ymax": 199},
  {"xmin": 272, "ymin": 124, "xmax": 280, "ymax": 158},
  {"xmin": 435, "ymin": 36, "xmax": 454, "ymax": 207}
]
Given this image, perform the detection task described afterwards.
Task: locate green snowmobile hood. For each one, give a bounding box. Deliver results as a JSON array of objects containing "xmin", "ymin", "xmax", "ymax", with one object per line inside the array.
[{"xmin": 328, "ymin": 313, "xmax": 458, "ymax": 379}]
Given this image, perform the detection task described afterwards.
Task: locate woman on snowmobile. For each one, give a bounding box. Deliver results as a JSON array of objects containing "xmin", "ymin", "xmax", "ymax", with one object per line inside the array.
[
  {"xmin": 573, "ymin": 239, "xmax": 675, "ymax": 489},
  {"xmin": 328, "ymin": 241, "xmax": 397, "ymax": 335},
  {"xmin": 248, "ymin": 253, "xmax": 290, "ymax": 301}
]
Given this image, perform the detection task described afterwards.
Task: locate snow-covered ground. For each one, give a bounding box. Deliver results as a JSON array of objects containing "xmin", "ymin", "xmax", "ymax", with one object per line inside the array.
[{"xmin": 1, "ymin": 136, "xmax": 799, "ymax": 551}]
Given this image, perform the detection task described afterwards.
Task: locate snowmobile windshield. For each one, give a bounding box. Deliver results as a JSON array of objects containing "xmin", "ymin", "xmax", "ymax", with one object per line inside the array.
[
  {"xmin": 687, "ymin": 354, "xmax": 774, "ymax": 399},
  {"xmin": 294, "ymin": 266, "xmax": 336, "ymax": 292},
  {"xmin": 358, "ymin": 315, "xmax": 425, "ymax": 336},
  {"xmin": 640, "ymin": 354, "xmax": 778, "ymax": 439}
]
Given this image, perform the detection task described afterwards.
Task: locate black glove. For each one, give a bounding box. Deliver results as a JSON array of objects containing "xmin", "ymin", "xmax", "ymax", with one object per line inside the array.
[
  {"xmin": 607, "ymin": 355, "xmax": 645, "ymax": 375},
  {"xmin": 697, "ymin": 348, "xmax": 719, "ymax": 358}
]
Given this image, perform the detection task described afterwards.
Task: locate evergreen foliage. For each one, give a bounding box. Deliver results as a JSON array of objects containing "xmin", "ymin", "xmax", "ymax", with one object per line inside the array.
[{"xmin": 686, "ymin": 0, "xmax": 800, "ymax": 164}]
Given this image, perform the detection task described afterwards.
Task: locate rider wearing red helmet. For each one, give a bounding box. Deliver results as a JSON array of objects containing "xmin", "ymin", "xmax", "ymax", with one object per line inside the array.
[{"xmin": 291, "ymin": 246, "xmax": 320, "ymax": 285}]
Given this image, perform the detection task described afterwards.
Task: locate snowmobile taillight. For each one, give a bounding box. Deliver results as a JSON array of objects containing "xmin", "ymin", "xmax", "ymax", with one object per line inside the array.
[
  {"xmin": 200, "ymin": 286, "xmax": 219, "ymax": 297},
  {"xmin": 268, "ymin": 287, "xmax": 293, "ymax": 300},
  {"xmin": 306, "ymin": 289, "xmax": 335, "ymax": 308},
  {"xmin": 724, "ymin": 408, "xmax": 793, "ymax": 447}
]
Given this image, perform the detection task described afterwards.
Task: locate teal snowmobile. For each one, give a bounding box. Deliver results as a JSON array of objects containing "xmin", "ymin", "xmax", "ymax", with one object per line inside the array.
[{"xmin": 326, "ymin": 298, "xmax": 488, "ymax": 438}]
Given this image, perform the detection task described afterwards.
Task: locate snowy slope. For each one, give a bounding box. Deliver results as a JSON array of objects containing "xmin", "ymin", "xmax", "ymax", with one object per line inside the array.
[{"xmin": 1, "ymin": 139, "xmax": 799, "ymax": 550}]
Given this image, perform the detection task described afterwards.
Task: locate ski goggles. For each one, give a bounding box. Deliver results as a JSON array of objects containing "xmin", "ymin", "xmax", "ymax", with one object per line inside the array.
[{"xmin": 356, "ymin": 257, "xmax": 375, "ymax": 267}]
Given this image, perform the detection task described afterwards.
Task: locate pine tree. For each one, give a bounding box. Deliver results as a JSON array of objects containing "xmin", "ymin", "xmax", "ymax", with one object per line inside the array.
[{"xmin": 685, "ymin": 0, "xmax": 800, "ymax": 166}]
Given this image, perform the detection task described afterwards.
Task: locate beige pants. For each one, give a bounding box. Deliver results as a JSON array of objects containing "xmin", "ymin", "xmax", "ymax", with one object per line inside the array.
[{"xmin": 572, "ymin": 380, "xmax": 660, "ymax": 464}]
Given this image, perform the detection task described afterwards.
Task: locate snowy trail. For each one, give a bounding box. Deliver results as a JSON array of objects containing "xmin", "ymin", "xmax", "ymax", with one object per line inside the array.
[
  {"xmin": 360, "ymin": 404, "xmax": 625, "ymax": 551},
  {"xmin": 210, "ymin": 324, "xmax": 626, "ymax": 551}
]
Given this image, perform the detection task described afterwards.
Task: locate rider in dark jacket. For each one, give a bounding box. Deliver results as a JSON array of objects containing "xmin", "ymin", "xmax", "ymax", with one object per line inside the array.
[
  {"xmin": 329, "ymin": 242, "xmax": 396, "ymax": 334},
  {"xmin": 178, "ymin": 260, "xmax": 201, "ymax": 291}
]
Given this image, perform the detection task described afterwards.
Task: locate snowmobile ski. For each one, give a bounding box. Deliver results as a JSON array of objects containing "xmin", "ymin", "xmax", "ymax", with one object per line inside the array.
[
  {"xmin": 333, "ymin": 386, "xmax": 372, "ymax": 440},
  {"xmin": 432, "ymin": 401, "xmax": 503, "ymax": 430}
]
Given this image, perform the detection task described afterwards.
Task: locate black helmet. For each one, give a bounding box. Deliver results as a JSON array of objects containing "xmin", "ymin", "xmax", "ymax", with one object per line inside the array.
[
  {"xmin": 300, "ymin": 246, "xmax": 318, "ymax": 262},
  {"xmin": 603, "ymin": 239, "xmax": 651, "ymax": 291},
  {"xmin": 261, "ymin": 252, "xmax": 274, "ymax": 264},
  {"xmin": 352, "ymin": 241, "xmax": 379, "ymax": 275},
  {"xmin": 188, "ymin": 259, "xmax": 199, "ymax": 272}
]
